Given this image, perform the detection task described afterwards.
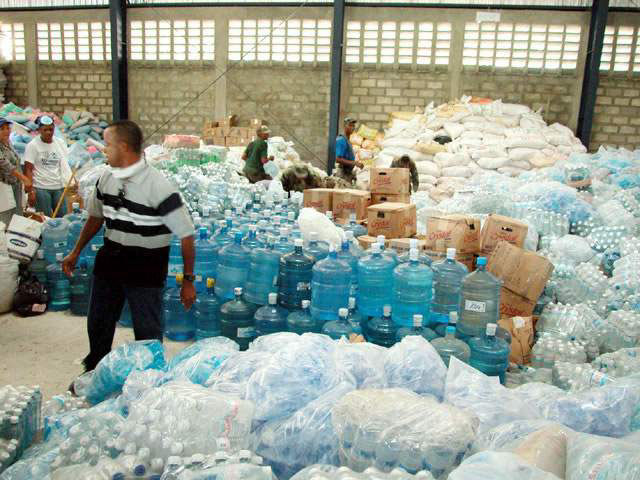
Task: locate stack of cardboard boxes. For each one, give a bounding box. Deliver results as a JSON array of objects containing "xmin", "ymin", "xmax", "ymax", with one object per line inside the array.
[{"xmin": 202, "ymin": 116, "xmax": 262, "ymax": 147}]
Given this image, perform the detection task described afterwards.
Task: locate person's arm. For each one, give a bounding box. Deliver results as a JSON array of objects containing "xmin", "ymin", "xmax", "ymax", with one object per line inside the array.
[
  {"xmin": 241, "ymin": 144, "xmax": 250, "ymax": 161},
  {"xmin": 336, "ymin": 137, "xmax": 363, "ymax": 169},
  {"xmin": 23, "ymin": 162, "xmax": 35, "ymax": 206},
  {"xmin": 62, "ymin": 216, "xmax": 103, "ymax": 276},
  {"xmin": 259, "ymin": 141, "xmax": 269, "ymax": 164}
]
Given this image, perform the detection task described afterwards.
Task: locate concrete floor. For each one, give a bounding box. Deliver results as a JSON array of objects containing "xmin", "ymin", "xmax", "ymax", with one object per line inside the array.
[{"xmin": 0, "ymin": 310, "xmax": 189, "ymax": 400}]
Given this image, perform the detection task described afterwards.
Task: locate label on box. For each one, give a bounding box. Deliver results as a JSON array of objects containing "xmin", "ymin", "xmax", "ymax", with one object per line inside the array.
[
  {"xmin": 237, "ymin": 327, "xmax": 256, "ymax": 339},
  {"xmin": 465, "ymin": 300, "xmax": 486, "ymax": 313}
]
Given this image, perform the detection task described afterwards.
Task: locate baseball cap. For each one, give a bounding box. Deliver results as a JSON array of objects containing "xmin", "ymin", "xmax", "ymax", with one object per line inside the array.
[
  {"xmin": 343, "ymin": 117, "xmax": 357, "ymax": 125},
  {"xmin": 36, "ymin": 115, "xmax": 54, "ymax": 127},
  {"xmin": 257, "ymin": 125, "xmax": 271, "ymax": 135}
]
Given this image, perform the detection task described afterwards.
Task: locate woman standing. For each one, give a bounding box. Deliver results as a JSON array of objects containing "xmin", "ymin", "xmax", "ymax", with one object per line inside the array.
[{"xmin": 0, "ymin": 118, "xmax": 31, "ymax": 226}]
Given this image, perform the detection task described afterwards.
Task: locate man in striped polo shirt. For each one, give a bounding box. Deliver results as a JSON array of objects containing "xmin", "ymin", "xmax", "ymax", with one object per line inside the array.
[{"xmin": 63, "ymin": 120, "xmax": 196, "ymax": 375}]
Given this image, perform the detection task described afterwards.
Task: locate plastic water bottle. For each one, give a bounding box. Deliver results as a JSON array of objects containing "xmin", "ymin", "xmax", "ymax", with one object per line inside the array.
[
  {"xmin": 194, "ymin": 278, "xmax": 221, "ymax": 340},
  {"xmin": 397, "ymin": 239, "xmax": 432, "ymax": 266},
  {"xmin": 468, "ymin": 323, "xmax": 510, "ymax": 384},
  {"xmin": 343, "ymin": 213, "xmax": 367, "ymax": 238},
  {"xmin": 392, "ymin": 248, "xmax": 433, "ymax": 327},
  {"xmin": 430, "ymin": 248, "xmax": 469, "ymax": 325},
  {"xmin": 357, "ymin": 243, "xmax": 396, "ymax": 317},
  {"xmin": 435, "ymin": 311, "xmax": 459, "ymax": 337},
  {"xmin": 85, "ymin": 225, "xmax": 104, "ymax": 272},
  {"xmin": 364, "ymin": 305, "xmax": 398, "ymax": 347},
  {"xmin": 167, "ymin": 236, "xmax": 183, "ymax": 289},
  {"xmin": 244, "ymin": 235, "xmax": 280, "ymax": 306},
  {"xmin": 458, "ymin": 257, "xmax": 502, "ymax": 338},
  {"xmin": 254, "ymin": 292, "xmax": 287, "ymax": 336},
  {"xmin": 163, "ymin": 274, "xmax": 195, "ymax": 341},
  {"xmin": 373, "ymin": 235, "xmax": 399, "ymax": 265},
  {"xmin": 29, "ymin": 249, "xmax": 48, "ymax": 286},
  {"xmin": 242, "ymin": 224, "xmax": 261, "ymax": 250},
  {"xmin": 431, "ymin": 325, "xmax": 471, "ymax": 367},
  {"xmin": 347, "ymin": 297, "xmax": 363, "ymax": 334},
  {"xmin": 42, "ymin": 218, "xmax": 69, "ymax": 265},
  {"xmin": 286, "ymin": 300, "xmax": 318, "ymax": 334},
  {"xmin": 65, "ymin": 203, "xmax": 86, "ymax": 256},
  {"xmin": 118, "ymin": 300, "xmax": 132, "ymax": 327},
  {"xmin": 278, "ymin": 238, "xmax": 314, "ymax": 311},
  {"xmin": 396, "ymin": 314, "xmax": 437, "ymax": 342},
  {"xmin": 212, "ymin": 220, "xmax": 233, "ymax": 249},
  {"xmin": 220, "ymin": 287, "xmax": 258, "ymax": 350},
  {"xmin": 338, "ymin": 236, "xmax": 359, "ymax": 296},
  {"xmin": 273, "ymin": 227, "xmax": 294, "ymax": 255},
  {"xmin": 322, "ymin": 307, "xmax": 355, "ymax": 340},
  {"xmin": 70, "ymin": 260, "xmax": 91, "ymax": 316},
  {"xmin": 304, "ymin": 232, "xmax": 329, "ymax": 262},
  {"xmin": 215, "ymin": 232, "xmax": 250, "ymax": 301},
  {"xmin": 311, "ymin": 244, "xmax": 352, "ymax": 322},
  {"xmin": 194, "ymin": 227, "xmax": 216, "ymax": 294},
  {"xmin": 46, "ymin": 253, "xmax": 70, "ymax": 311}
]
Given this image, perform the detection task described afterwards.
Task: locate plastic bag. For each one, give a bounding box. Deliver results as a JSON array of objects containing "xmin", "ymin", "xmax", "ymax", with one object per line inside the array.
[
  {"xmin": 164, "ymin": 337, "xmax": 239, "ymax": 385},
  {"xmin": 512, "ymin": 425, "xmax": 570, "ymax": 478},
  {"xmin": 207, "ymin": 350, "xmax": 274, "ymax": 397},
  {"xmin": 472, "ymin": 420, "xmax": 563, "ymax": 454},
  {"xmin": 290, "ymin": 464, "xmax": 435, "ymax": 480},
  {"xmin": 298, "ymin": 208, "xmax": 345, "ymax": 249},
  {"xmin": 565, "ymin": 433, "xmax": 640, "ymax": 480},
  {"xmin": 333, "ymin": 340, "xmax": 387, "ymax": 389},
  {"xmin": 448, "ymin": 452, "xmax": 561, "ymax": 480}
]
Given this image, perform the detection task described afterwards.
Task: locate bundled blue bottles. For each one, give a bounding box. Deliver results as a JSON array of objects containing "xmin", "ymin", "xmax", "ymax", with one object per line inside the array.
[
  {"xmin": 311, "ymin": 245, "xmax": 352, "ymax": 322},
  {"xmin": 304, "ymin": 232, "xmax": 329, "ymax": 262},
  {"xmin": 29, "ymin": 249, "xmax": 48, "ymax": 286},
  {"xmin": 215, "ymin": 232, "xmax": 250, "ymax": 301},
  {"xmin": 244, "ymin": 236, "xmax": 280, "ymax": 306},
  {"xmin": 357, "ymin": 243, "xmax": 396, "ymax": 317},
  {"xmin": 391, "ymin": 248, "xmax": 433, "ymax": 327},
  {"xmin": 42, "ymin": 218, "xmax": 69, "ymax": 265},
  {"xmin": 167, "ymin": 235, "xmax": 183, "ymax": 289},
  {"xmin": 396, "ymin": 314, "xmax": 437, "ymax": 342},
  {"xmin": 278, "ymin": 238, "xmax": 314, "ymax": 311},
  {"xmin": 163, "ymin": 274, "xmax": 195, "ymax": 341},
  {"xmin": 322, "ymin": 307, "xmax": 355, "ymax": 340},
  {"xmin": 431, "ymin": 324, "xmax": 471, "ymax": 367},
  {"xmin": 220, "ymin": 287, "xmax": 258, "ymax": 350},
  {"xmin": 194, "ymin": 227, "xmax": 216, "ymax": 294},
  {"xmin": 46, "ymin": 253, "xmax": 70, "ymax": 311},
  {"xmin": 254, "ymin": 292, "xmax": 287, "ymax": 336},
  {"xmin": 431, "ymin": 248, "xmax": 469, "ymax": 325},
  {"xmin": 194, "ymin": 278, "xmax": 221, "ymax": 340},
  {"xmin": 468, "ymin": 323, "xmax": 509, "ymax": 384},
  {"xmin": 338, "ymin": 237, "xmax": 359, "ymax": 296},
  {"xmin": 287, "ymin": 300, "xmax": 318, "ymax": 334},
  {"xmin": 70, "ymin": 260, "xmax": 91, "ymax": 316},
  {"xmin": 365, "ymin": 305, "xmax": 398, "ymax": 347},
  {"xmin": 458, "ymin": 256, "xmax": 502, "ymax": 338}
]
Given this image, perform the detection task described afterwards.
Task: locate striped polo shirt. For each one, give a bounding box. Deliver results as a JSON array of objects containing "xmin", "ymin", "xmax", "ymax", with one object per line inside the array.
[{"xmin": 87, "ymin": 160, "xmax": 193, "ymax": 287}]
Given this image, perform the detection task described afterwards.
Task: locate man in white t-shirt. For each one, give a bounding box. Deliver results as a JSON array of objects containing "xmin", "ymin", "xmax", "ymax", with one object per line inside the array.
[{"xmin": 24, "ymin": 115, "xmax": 73, "ymax": 216}]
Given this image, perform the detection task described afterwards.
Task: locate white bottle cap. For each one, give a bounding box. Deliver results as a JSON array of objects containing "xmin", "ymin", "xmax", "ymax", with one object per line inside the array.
[
  {"xmin": 446, "ymin": 248, "xmax": 456, "ymax": 259},
  {"xmin": 288, "ymin": 212, "xmax": 295, "ymax": 220},
  {"xmin": 234, "ymin": 287, "xmax": 243, "ymax": 296},
  {"xmin": 151, "ymin": 458, "xmax": 164, "ymax": 471},
  {"xmin": 55, "ymin": 252, "xmax": 63, "ymax": 261},
  {"xmin": 348, "ymin": 297, "xmax": 356, "ymax": 309},
  {"xmin": 449, "ymin": 311, "xmax": 458, "ymax": 324},
  {"xmin": 251, "ymin": 212, "xmax": 258, "ymax": 219},
  {"xmin": 339, "ymin": 308, "xmax": 348, "ymax": 318},
  {"xmin": 409, "ymin": 249, "xmax": 419, "ymax": 261},
  {"xmin": 191, "ymin": 454, "xmax": 205, "ymax": 464},
  {"xmin": 167, "ymin": 456, "xmax": 182, "ymax": 467},
  {"xmin": 328, "ymin": 243, "xmax": 335, "ymax": 253},
  {"xmin": 225, "ymin": 209, "xmax": 232, "ymax": 216},
  {"xmin": 279, "ymin": 227, "xmax": 288, "ymax": 237},
  {"xmin": 249, "ymin": 224, "xmax": 257, "ymax": 232},
  {"xmin": 72, "ymin": 202, "xmax": 79, "ymax": 209},
  {"xmin": 301, "ymin": 299, "xmax": 311, "ymax": 308},
  {"xmin": 383, "ymin": 305, "xmax": 391, "ymax": 316},
  {"xmin": 371, "ymin": 243, "xmax": 381, "ymax": 254},
  {"xmin": 413, "ymin": 314, "xmax": 423, "ymax": 327},
  {"xmin": 410, "ymin": 238, "xmax": 418, "ymax": 249},
  {"xmin": 486, "ymin": 323, "xmax": 497, "ymax": 336},
  {"xmin": 345, "ymin": 231, "xmax": 354, "ymax": 240},
  {"xmin": 377, "ymin": 235, "xmax": 386, "ymax": 245},
  {"xmin": 218, "ymin": 220, "xmax": 226, "ymax": 227},
  {"xmin": 294, "ymin": 238, "xmax": 304, "ymax": 247},
  {"xmin": 326, "ymin": 211, "xmax": 333, "ymax": 219},
  {"xmin": 268, "ymin": 293, "xmax": 278, "ymax": 305}
]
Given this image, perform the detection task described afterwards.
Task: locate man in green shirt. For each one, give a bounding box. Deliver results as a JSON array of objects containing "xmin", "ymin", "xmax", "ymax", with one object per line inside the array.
[{"xmin": 242, "ymin": 125, "xmax": 273, "ymax": 183}]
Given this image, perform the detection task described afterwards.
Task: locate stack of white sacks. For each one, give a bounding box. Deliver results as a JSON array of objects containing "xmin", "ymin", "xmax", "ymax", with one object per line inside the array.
[{"xmin": 374, "ymin": 97, "xmax": 587, "ymax": 202}]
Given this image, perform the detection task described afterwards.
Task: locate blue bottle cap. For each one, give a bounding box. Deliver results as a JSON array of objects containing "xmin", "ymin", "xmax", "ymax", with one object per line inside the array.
[
  {"xmin": 446, "ymin": 326, "xmax": 456, "ymax": 335},
  {"xmin": 477, "ymin": 257, "xmax": 487, "ymax": 266}
]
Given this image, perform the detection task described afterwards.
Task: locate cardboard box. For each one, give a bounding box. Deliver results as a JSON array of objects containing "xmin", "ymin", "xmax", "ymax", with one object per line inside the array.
[
  {"xmin": 357, "ymin": 235, "xmax": 378, "ymax": 250},
  {"xmin": 498, "ymin": 316, "xmax": 534, "ymax": 365},
  {"xmin": 500, "ymin": 287, "xmax": 536, "ymax": 319},
  {"xmin": 212, "ymin": 136, "xmax": 226, "ymax": 146},
  {"xmin": 303, "ymin": 188, "xmax": 334, "ymax": 213},
  {"xmin": 367, "ymin": 202, "xmax": 417, "ymax": 239},
  {"xmin": 250, "ymin": 118, "xmax": 264, "ymax": 128},
  {"xmin": 220, "ymin": 115, "xmax": 238, "ymax": 128},
  {"xmin": 369, "ymin": 168, "xmax": 410, "ymax": 194},
  {"xmin": 425, "ymin": 250, "xmax": 475, "ymax": 272},
  {"xmin": 332, "ymin": 189, "xmax": 371, "ymax": 220},
  {"xmin": 480, "ymin": 214, "xmax": 528, "ymax": 256},
  {"xmin": 225, "ymin": 136, "xmax": 241, "ymax": 147},
  {"xmin": 423, "ymin": 214, "xmax": 481, "ymax": 254},
  {"xmin": 487, "ymin": 241, "xmax": 554, "ymax": 302},
  {"xmin": 371, "ymin": 193, "xmax": 411, "ymax": 204},
  {"xmin": 391, "ymin": 238, "xmax": 425, "ymax": 253}
]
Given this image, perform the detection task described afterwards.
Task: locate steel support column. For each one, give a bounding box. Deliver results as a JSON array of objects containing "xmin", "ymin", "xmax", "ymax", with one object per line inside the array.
[
  {"xmin": 110, "ymin": 0, "xmax": 129, "ymax": 120},
  {"xmin": 327, "ymin": 0, "xmax": 345, "ymax": 175},
  {"xmin": 577, "ymin": 0, "xmax": 608, "ymax": 147}
]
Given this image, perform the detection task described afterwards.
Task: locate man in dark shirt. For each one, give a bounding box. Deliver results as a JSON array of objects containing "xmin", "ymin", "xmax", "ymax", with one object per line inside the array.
[
  {"xmin": 335, "ymin": 117, "xmax": 363, "ymax": 184},
  {"xmin": 390, "ymin": 154, "xmax": 419, "ymax": 193},
  {"xmin": 242, "ymin": 125, "xmax": 273, "ymax": 183}
]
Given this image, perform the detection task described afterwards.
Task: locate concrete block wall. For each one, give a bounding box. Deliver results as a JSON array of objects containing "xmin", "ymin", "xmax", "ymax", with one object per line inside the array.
[{"xmin": 4, "ymin": 63, "xmax": 28, "ymax": 107}]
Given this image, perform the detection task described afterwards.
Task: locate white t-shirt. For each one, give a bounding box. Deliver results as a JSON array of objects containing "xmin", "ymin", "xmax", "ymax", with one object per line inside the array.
[{"xmin": 24, "ymin": 136, "xmax": 72, "ymax": 190}]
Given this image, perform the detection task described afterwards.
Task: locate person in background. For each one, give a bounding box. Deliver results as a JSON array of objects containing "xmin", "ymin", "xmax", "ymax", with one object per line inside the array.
[
  {"xmin": 390, "ymin": 154, "xmax": 419, "ymax": 193},
  {"xmin": 23, "ymin": 115, "xmax": 73, "ymax": 216},
  {"xmin": 0, "ymin": 118, "xmax": 31, "ymax": 226},
  {"xmin": 280, "ymin": 163, "xmax": 323, "ymax": 193},
  {"xmin": 335, "ymin": 117, "xmax": 363, "ymax": 184},
  {"xmin": 242, "ymin": 125, "xmax": 274, "ymax": 183},
  {"xmin": 62, "ymin": 120, "xmax": 196, "ymax": 388}
]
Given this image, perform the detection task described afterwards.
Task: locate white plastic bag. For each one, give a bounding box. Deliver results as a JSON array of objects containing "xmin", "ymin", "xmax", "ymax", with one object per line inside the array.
[
  {"xmin": 449, "ymin": 451, "xmax": 561, "ymax": 480},
  {"xmin": 0, "ymin": 255, "xmax": 19, "ymax": 312},
  {"xmin": 298, "ymin": 208, "xmax": 345, "ymax": 249},
  {"xmin": 415, "ymin": 161, "xmax": 440, "ymax": 177}
]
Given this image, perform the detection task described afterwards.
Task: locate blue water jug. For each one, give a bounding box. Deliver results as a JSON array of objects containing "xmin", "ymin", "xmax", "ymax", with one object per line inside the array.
[
  {"xmin": 244, "ymin": 237, "xmax": 280, "ymax": 306},
  {"xmin": 274, "ymin": 227, "xmax": 294, "ymax": 255},
  {"xmin": 338, "ymin": 237, "xmax": 359, "ymax": 296},
  {"xmin": 46, "ymin": 253, "xmax": 70, "ymax": 311},
  {"xmin": 220, "ymin": 287, "xmax": 258, "ymax": 350},
  {"xmin": 468, "ymin": 323, "xmax": 510, "ymax": 384},
  {"xmin": 212, "ymin": 220, "xmax": 233, "ymax": 249},
  {"xmin": 304, "ymin": 232, "xmax": 329, "ymax": 262},
  {"xmin": 435, "ymin": 311, "xmax": 459, "ymax": 337},
  {"xmin": 374, "ymin": 235, "xmax": 399, "ymax": 265},
  {"xmin": 84, "ymin": 225, "xmax": 104, "ymax": 271},
  {"xmin": 194, "ymin": 227, "xmax": 216, "ymax": 294},
  {"xmin": 29, "ymin": 249, "xmax": 48, "ymax": 287},
  {"xmin": 70, "ymin": 260, "xmax": 91, "ymax": 316},
  {"xmin": 242, "ymin": 224, "xmax": 261, "ymax": 250},
  {"xmin": 432, "ymin": 324, "xmax": 471, "ymax": 367},
  {"xmin": 194, "ymin": 278, "xmax": 221, "ymax": 340},
  {"xmin": 322, "ymin": 307, "xmax": 355, "ymax": 340},
  {"xmin": 311, "ymin": 245, "xmax": 352, "ymax": 322},
  {"xmin": 215, "ymin": 232, "xmax": 250, "ymax": 301},
  {"xmin": 254, "ymin": 292, "xmax": 288, "ymax": 336},
  {"xmin": 396, "ymin": 314, "xmax": 437, "ymax": 342},
  {"xmin": 397, "ymin": 239, "xmax": 432, "ymax": 266},
  {"xmin": 458, "ymin": 257, "xmax": 502, "ymax": 338},
  {"xmin": 286, "ymin": 299, "xmax": 318, "ymax": 334},
  {"xmin": 63, "ymin": 202, "xmax": 85, "ymax": 224},
  {"xmin": 65, "ymin": 203, "xmax": 86, "ymax": 255},
  {"xmin": 357, "ymin": 243, "xmax": 396, "ymax": 317},
  {"xmin": 167, "ymin": 235, "xmax": 183, "ymax": 289},
  {"xmin": 347, "ymin": 296, "xmax": 363, "ymax": 334},
  {"xmin": 431, "ymin": 248, "xmax": 469, "ymax": 325},
  {"xmin": 343, "ymin": 213, "xmax": 367, "ymax": 238},
  {"xmin": 42, "ymin": 218, "xmax": 69, "ymax": 265},
  {"xmin": 163, "ymin": 274, "xmax": 195, "ymax": 341},
  {"xmin": 278, "ymin": 238, "xmax": 314, "ymax": 311},
  {"xmin": 392, "ymin": 248, "xmax": 434, "ymax": 327},
  {"xmin": 364, "ymin": 305, "xmax": 397, "ymax": 347}
]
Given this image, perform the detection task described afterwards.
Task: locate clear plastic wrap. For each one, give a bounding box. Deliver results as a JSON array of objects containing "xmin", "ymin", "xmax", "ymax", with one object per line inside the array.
[
  {"xmin": 448, "ymin": 452, "xmax": 561, "ymax": 480},
  {"xmin": 206, "ymin": 350, "xmax": 274, "ymax": 397},
  {"xmin": 290, "ymin": 464, "xmax": 435, "ymax": 480},
  {"xmin": 565, "ymin": 433, "xmax": 640, "ymax": 480},
  {"xmin": 164, "ymin": 337, "xmax": 239, "ymax": 385},
  {"xmin": 511, "ymin": 425, "xmax": 570, "ymax": 478},
  {"xmin": 332, "ymin": 389, "xmax": 478, "ymax": 478},
  {"xmin": 472, "ymin": 420, "xmax": 563, "ymax": 454},
  {"xmin": 549, "ymin": 235, "xmax": 595, "ymax": 265},
  {"xmin": 333, "ymin": 340, "xmax": 387, "ymax": 389}
]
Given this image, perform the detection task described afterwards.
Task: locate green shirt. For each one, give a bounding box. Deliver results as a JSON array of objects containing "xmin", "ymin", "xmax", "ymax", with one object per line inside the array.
[{"xmin": 243, "ymin": 138, "xmax": 268, "ymax": 175}]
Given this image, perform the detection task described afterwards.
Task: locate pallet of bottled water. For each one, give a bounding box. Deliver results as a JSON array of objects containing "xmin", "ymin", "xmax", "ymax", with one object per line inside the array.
[{"xmin": 0, "ymin": 385, "xmax": 42, "ymax": 474}]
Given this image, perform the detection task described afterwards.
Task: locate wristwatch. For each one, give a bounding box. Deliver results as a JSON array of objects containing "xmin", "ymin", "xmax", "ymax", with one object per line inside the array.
[{"xmin": 183, "ymin": 274, "xmax": 196, "ymax": 283}]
